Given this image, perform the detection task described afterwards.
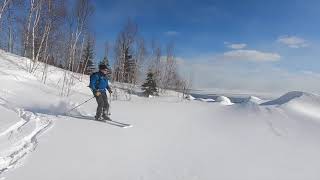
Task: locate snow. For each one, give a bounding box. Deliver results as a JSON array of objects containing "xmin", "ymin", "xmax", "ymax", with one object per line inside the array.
[
  {"xmin": 215, "ymin": 95, "xmax": 234, "ymax": 105},
  {"xmin": 262, "ymin": 91, "xmax": 320, "ymax": 119},
  {"xmin": 185, "ymin": 94, "xmax": 196, "ymax": 100},
  {"xmin": 261, "ymin": 91, "xmax": 307, "ymax": 106},
  {"xmin": 244, "ymin": 96, "xmax": 263, "ymax": 104},
  {"xmin": 196, "ymin": 98, "xmax": 215, "ymax": 102},
  {"xmin": 1, "ymin": 50, "xmax": 320, "ymax": 179}
]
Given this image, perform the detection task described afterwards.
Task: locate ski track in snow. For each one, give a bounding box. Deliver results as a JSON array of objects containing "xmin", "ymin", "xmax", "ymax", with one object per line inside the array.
[
  {"xmin": 263, "ymin": 107, "xmax": 289, "ymax": 137},
  {"xmin": 0, "ymin": 107, "xmax": 53, "ymax": 175}
]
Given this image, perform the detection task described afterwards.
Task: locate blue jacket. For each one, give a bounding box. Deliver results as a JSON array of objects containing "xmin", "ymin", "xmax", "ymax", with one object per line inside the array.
[{"xmin": 89, "ymin": 72, "xmax": 110, "ymax": 93}]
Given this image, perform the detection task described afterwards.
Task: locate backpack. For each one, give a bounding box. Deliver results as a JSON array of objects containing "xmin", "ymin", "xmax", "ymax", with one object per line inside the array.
[{"xmin": 89, "ymin": 72, "xmax": 101, "ymax": 90}]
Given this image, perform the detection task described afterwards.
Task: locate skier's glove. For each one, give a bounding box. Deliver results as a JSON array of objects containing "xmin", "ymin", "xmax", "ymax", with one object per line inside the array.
[
  {"xmin": 95, "ymin": 91, "xmax": 101, "ymax": 97},
  {"xmin": 108, "ymin": 89, "xmax": 113, "ymax": 94}
]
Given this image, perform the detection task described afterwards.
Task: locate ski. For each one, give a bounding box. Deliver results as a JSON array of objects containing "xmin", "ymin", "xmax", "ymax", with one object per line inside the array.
[
  {"xmin": 103, "ymin": 120, "xmax": 132, "ymax": 128},
  {"xmin": 63, "ymin": 114, "xmax": 132, "ymax": 128},
  {"xmin": 103, "ymin": 118, "xmax": 131, "ymax": 127},
  {"xmin": 95, "ymin": 119, "xmax": 130, "ymax": 128}
]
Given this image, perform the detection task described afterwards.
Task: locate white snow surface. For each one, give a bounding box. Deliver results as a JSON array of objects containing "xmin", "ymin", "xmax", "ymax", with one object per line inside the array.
[
  {"xmin": 244, "ymin": 96, "xmax": 263, "ymax": 104},
  {"xmin": 186, "ymin": 94, "xmax": 196, "ymax": 100},
  {"xmin": 196, "ymin": 98, "xmax": 215, "ymax": 102},
  {"xmin": 1, "ymin": 50, "xmax": 320, "ymax": 179},
  {"xmin": 262, "ymin": 91, "xmax": 320, "ymax": 119},
  {"xmin": 216, "ymin": 96, "xmax": 233, "ymax": 105}
]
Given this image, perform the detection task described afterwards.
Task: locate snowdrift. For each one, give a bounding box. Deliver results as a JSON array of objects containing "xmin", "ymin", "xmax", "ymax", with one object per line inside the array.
[
  {"xmin": 216, "ymin": 96, "xmax": 233, "ymax": 105},
  {"xmin": 262, "ymin": 91, "xmax": 320, "ymax": 119},
  {"xmin": 185, "ymin": 94, "xmax": 196, "ymax": 100},
  {"xmin": 196, "ymin": 98, "xmax": 215, "ymax": 102},
  {"xmin": 261, "ymin": 91, "xmax": 308, "ymax": 105},
  {"xmin": 243, "ymin": 96, "xmax": 262, "ymax": 104}
]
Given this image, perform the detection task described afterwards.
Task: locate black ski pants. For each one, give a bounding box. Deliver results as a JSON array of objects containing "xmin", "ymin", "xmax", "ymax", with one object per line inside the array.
[{"xmin": 95, "ymin": 92, "xmax": 109, "ymax": 118}]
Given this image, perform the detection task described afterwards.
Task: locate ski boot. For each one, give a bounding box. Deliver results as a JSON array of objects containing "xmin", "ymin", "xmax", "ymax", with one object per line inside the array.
[
  {"xmin": 95, "ymin": 115, "xmax": 105, "ymax": 122},
  {"xmin": 102, "ymin": 114, "xmax": 111, "ymax": 121}
]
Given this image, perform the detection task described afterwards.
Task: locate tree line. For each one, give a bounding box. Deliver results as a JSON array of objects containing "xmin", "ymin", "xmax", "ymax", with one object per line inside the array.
[{"xmin": 0, "ymin": 0, "xmax": 191, "ymax": 97}]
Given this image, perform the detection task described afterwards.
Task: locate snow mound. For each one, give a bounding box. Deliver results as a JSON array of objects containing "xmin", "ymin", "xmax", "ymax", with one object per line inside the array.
[
  {"xmin": 243, "ymin": 96, "xmax": 262, "ymax": 104},
  {"xmin": 261, "ymin": 91, "xmax": 313, "ymax": 106},
  {"xmin": 185, "ymin": 95, "xmax": 196, "ymax": 100},
  {"xmin": 236, "ymin": 96, "xmax": 263, "ymax": 113},
  {"xmin": 262, "ymin": 91, "xmax": 320, "ymax": 119},
  {"xmin": 216, "ymin": 96, "xmax": 233, "ymax": 105},
  {"xmin": 197, "ymin": 98, "xmax": 215, "ymax": 102},
  {"xmin": 235, "ymin": 99, "xmax": 262, "ymax": 113}
]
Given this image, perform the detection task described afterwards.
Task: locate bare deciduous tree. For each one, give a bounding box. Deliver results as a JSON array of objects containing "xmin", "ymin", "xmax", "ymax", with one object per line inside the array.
[
  {"xmin": 60, "ymin": 0, "xmax": 93, "ymax": 96},
  {"xmin": 149, "ymin": 39, "xmax": 162, "ymax": 87},
  {"xmin": 113, "ymin": 19, "xmax": 138, "ymax": 83},
  {"xmin": 162, "ymin": 42, "xmax": 177, "ymax": 90},
  {"xmin": 5, "ymin": 2, "xmax": 14, "ymax": 52},
  {"xmin": 104, "ymin": 40, "xmax": 110, "ymax": 59},
  {"xmin": 0, "ymin": 0, "xmax": 12, "ymax": 27},
  {"xmin": 134, "ymin": 38, "xmax": 146, "ymax": 83},
  {"xmin": 41, "ymin": 0, "xmax": 66, "ymax": 83}
]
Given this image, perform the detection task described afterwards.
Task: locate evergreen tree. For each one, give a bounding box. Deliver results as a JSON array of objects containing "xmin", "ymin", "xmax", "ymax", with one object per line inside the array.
[
  {"xmin": 100, "ymin": 56, "xmax": 110, "ymax": 66},
  {"xmin": 142, "ymin": 70, "xmax": 158, "ymax": 97},
  {"xmin": 100, "ymin": 56, "xmax": 112, "ymax": 78},
  {"xmin": 86, "ymin": 59, "xmax": 95, "ymax": 74},
  {"xmin": 82, "ymin": 40, "xmax": 95, "ymax": 75}
]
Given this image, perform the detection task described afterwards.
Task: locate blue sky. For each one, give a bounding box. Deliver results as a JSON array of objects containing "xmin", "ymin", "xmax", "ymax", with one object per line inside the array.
[{"xmin": 91, "ymin": 0, "xmax": 320, "ymax": 93}]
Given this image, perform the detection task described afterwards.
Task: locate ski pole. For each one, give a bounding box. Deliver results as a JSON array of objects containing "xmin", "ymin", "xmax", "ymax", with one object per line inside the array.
[
  {"xmin": 108, "ymin": 91, "xmax": 112, "ymax": 115},
  {"xmin": 65, "ymin": 96, "xmax": 95, "ymax": 115}
]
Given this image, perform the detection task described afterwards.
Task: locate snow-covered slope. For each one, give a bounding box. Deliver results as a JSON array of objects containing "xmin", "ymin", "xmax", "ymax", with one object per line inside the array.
[
  {"xmin": 261, "ymin": 91, "xmax": 313, "ymax": 105},
  {"xmin": 262, "ymin": 91, "xmax": 320, "ymax": 119},
  {"xmin": 1, "ymin": 50, "xmax": 320, "ymax": 180}
]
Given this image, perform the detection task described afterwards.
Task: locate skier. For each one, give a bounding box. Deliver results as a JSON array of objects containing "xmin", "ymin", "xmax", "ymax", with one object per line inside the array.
[{"xmin": 89, "ymin": 64, "xmax": 113, "ymax": 121}]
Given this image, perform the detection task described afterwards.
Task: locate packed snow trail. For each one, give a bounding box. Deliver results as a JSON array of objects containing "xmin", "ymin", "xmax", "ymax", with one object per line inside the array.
[{"xmin": 0, "ymin": 107, "xmax": 52, "ymax": 174}]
